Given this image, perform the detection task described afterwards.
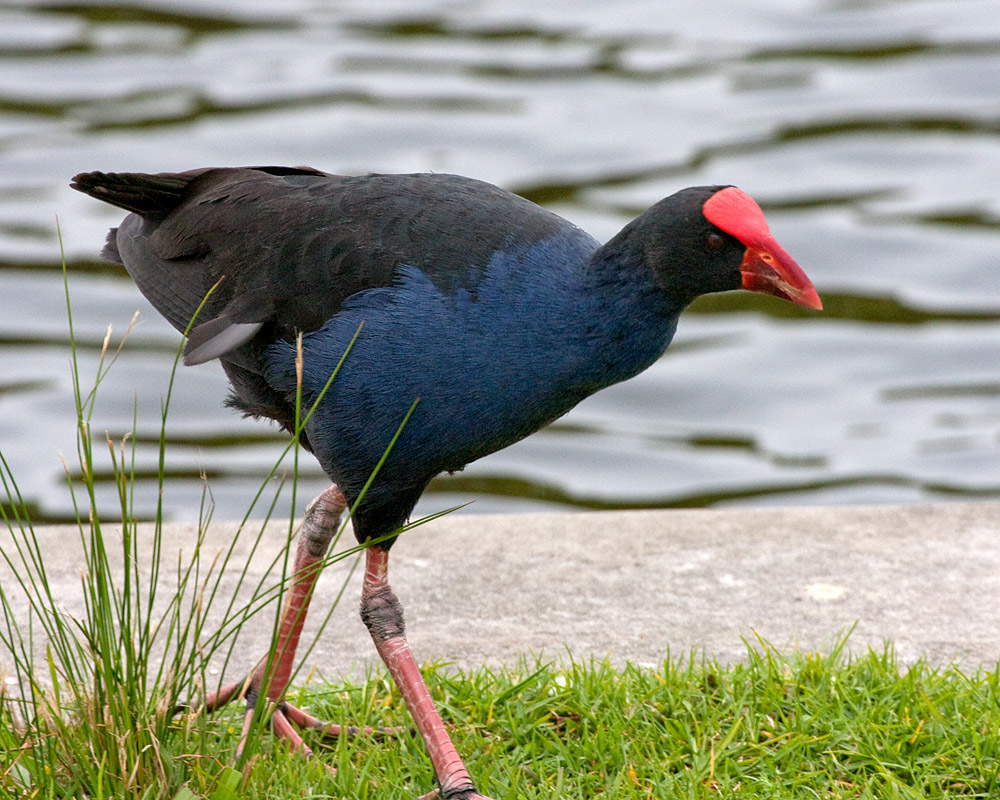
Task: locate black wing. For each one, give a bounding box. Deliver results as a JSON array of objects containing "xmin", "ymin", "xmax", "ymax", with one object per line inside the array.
[{"xmin": 70, "ymin": 166, "xmax": 569, "ymax": 364}]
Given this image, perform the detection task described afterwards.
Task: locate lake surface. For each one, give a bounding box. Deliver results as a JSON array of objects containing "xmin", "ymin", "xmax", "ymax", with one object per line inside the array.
[{"xmin": 1, "ymin": 0, "xmax": 998, "ymax": 524}]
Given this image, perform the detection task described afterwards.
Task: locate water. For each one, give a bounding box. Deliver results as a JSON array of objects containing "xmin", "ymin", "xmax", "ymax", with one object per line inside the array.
[{"xmin": 1, "ymin": 0, "xmax": 998, "ymax": 524}]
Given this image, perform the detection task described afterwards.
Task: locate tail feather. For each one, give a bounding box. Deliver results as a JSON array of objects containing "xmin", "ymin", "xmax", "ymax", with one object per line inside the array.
[{"xmin": 70, "ymin": 171, "xmax": 196, "ymax": 218}]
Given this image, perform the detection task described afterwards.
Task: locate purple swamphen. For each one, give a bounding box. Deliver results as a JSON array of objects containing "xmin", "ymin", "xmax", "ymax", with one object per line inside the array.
[{"xmin": 71, "ymin": 166, "xmax": 821, "ymax": 799}]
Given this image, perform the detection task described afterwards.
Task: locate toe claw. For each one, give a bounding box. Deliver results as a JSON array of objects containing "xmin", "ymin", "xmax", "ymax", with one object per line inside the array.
[{"xmin": 169, "ymin": 702, "xmax": 191, "ymax": 718}]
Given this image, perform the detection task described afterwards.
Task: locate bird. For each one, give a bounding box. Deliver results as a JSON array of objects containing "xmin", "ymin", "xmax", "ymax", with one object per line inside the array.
[{"xmin": 70, "ymin": 166, "xmax": 821, "ymax": 800}]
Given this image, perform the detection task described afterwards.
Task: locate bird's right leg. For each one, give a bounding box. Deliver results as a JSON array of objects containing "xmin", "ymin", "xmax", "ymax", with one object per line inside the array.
[{"xmin": 200, "ymin": 485, "xmax": 390, "ymax": 757}]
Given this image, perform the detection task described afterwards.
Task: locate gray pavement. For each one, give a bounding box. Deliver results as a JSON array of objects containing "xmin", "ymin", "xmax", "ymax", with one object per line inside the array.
[{"xmin": 2, "ymin": 503, "xmax": 999, "ymax": 691}]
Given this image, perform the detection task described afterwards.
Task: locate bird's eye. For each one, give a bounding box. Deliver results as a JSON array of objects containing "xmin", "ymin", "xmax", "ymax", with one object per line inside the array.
[{"xmin": 705, "ymin": 232, "xmax": 724, "ymax": 250}]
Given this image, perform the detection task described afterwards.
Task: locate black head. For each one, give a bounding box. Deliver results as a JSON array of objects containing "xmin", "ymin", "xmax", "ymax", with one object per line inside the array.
[{"xmin": 609, "ymin": 185, "xmax": 822, "ymax": 311}]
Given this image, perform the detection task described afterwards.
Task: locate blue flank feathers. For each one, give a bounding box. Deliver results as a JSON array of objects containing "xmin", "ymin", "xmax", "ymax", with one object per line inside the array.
[{"xmin": 265, "ymin": 227, "xmax": 678, "ymax": 505}]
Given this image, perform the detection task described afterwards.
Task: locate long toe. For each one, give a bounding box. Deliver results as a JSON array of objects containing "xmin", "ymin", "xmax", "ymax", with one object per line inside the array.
[
  {"xmin": 202, "ymin": 675, "xmax": 253, "ymax": 714},
  {"xmin": 194, "ymin": 673, "xmax": 392, "ymax": 759},
  {"xmin": 267, "ymin": 706, "xmax": 313, "ymax": 757},
  {"xmin": 281, "ymin": 702, "xmax": 411, "ymax": 741},
  {"xmin": 234, "ymin": 697, "xmax": 315, "ymax": 760}
]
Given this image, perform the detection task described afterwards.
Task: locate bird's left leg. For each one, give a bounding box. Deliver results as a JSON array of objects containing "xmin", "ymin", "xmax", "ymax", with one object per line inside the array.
[
  {"xmin": 200, "ymin": 485, "xmax": 393, "ymax": 757},
  {"xmin": 362, "ymin": 545, "xmax": 495, "ymax": 800}
]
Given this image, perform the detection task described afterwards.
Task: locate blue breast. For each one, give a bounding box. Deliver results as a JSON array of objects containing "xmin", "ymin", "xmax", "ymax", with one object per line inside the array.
[{"xmin": 264, "ymin": 227, "xmax": 678, "ymax": 504}]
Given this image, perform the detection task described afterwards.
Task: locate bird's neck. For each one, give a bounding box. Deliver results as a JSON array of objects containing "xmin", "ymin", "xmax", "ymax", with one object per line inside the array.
[{"xmin": 567, "ymin": 231, "xmax": 682, "ymax": 393}]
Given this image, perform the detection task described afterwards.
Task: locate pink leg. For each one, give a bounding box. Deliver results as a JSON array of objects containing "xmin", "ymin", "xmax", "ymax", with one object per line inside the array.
[
  {"xmin": 361, "ymin": 546, "xmax": 494, "ymax": 800},
  {"xmin": 200, "ymin": 486, "xmax": 398, "ymax": 756}
]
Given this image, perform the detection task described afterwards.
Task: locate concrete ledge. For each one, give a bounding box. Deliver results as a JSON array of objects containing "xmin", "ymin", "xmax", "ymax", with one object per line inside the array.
[{"xmin": 3, "ymin": 503, "xmax": 999, "ymax": 685}]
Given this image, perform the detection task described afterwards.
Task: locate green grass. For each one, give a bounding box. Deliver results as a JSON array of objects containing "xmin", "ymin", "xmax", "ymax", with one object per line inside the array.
[
  {"xmin": 262, "ymin": 647, "xmax": 1000, "ymax": 799},
  {"xmin": 4, "ymin": 644, "xmax": 1000, "ymax": 798},
  {"xmin": 2, "ymin": 249, "xmax": 999, "ymax": 798}
]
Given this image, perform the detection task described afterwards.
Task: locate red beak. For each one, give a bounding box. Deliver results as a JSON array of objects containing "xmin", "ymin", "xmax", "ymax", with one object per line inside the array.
[
  {"xmin": 740, "ymin": 236, "xmax": 823, "ymax": 310},
  {"xmin": 703, "ymin": 186, "xmax": 822, "ymax": 311}
]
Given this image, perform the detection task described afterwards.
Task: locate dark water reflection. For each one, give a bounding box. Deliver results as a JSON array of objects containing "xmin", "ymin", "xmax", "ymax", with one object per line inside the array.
[{"xmin": 1, "ymin": 0, "xmax": 998, "ymax": 523}]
